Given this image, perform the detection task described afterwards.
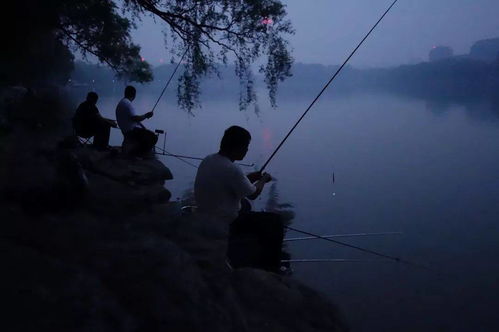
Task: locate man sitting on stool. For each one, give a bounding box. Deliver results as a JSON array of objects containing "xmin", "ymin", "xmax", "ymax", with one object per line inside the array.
[
  {"xmin": 73, "ymin": 92, "xmax": 117, "ymax": 150},
  {"xmin": 194, "ymin": 125, "xmax": 284, "ymax": 273},
  {"xmin": 115, "ymin": 85, "xmax": 158, "ymax": 156}
]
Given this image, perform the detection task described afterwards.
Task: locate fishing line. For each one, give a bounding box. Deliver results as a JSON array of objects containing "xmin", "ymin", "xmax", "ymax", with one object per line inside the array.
[
  {"xmin": 284, "ymin": 231, "xmax": 403, "ymax": 242},
  {"xmin": 154, "ymin": 145, "xmax": 199, "ymax": 168},
  {"xmin": 260, "ymin": 0, "xmax": 399, "ymax": 172},
  {"xmin": 282, "ymin": 259, "xmax": 390, "ymax": 264},
  {"xmin": 150, "ymin": 47, "xmax": 190, "ymax": 113},
  {"xmin": 285, "ymin": 225, "xmax": 435, "ymax": 273},
  {"xmin": 154, "ymin": 145, "xmax": 255, "ymax": 168},
  {"xmin": 157, "ymin": 148, "xmax": 254, "ymax": 167}
]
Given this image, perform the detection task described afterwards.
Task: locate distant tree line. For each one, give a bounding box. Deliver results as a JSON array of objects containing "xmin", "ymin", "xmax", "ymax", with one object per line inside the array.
[
  {"xmin": 277, "ymin": 37, "xmax": 499, "ymax": 101},
  {"xmin": 69, "ymin": 35, "xmax": 499, "ymax": 104},
  {"xmin": 71, "ymin": 54, "xmax": 499, "ymax": 103}
]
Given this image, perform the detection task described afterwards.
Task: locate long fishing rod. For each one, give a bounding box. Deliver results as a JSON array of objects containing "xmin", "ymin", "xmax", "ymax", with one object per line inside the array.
[
  {"xmin": 260, "ymin": 0, "xmax": 399, "ymax": 172},
  {"xmin": 284, "ymin": 231, "xmax": 403, "ymax": 242},
  {"xmin": 154, "ymin": 146, "xmax": 199, "ymax": 168},
  {"xmin": 285, "ymin": 226, "xmax": 434, "ymax": 272},
  {"xmin": 282, "ymin": 259, "xmax": 390, "ymax": 264},
  {"xmin": 155, "ymin": 148, "xmax": 254, "ymax": 167},
  {"xmin": 154, "ymin": 145, "xmax": 255, "ymax": 168},
  {"xmin": 150, "ymin": 47, "xmax": 190, "ymax": 113}
]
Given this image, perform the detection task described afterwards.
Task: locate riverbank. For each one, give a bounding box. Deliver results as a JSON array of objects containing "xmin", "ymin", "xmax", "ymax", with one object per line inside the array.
[{"xmin": 0, "ymin": 88, "xmax": 347, "ymax": 331}]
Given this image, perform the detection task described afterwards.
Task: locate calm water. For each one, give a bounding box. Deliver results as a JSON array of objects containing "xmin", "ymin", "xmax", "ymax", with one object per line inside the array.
[{"xmin": 88, "ymin": 91, "xmax": 499, "ymax": 331}]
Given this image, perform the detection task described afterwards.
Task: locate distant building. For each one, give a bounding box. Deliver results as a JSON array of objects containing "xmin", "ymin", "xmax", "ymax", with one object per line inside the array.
[
  {"xmin": 469, "ymin": 37, "xmax": 499, "ymax": 62},
  {"xmin": 429, "ymin": 46, "xmax": 454, "ymax": 62}
]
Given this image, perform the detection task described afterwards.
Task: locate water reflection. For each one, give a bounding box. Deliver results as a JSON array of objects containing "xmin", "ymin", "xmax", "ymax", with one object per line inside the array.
[
  {"xmin": 425, "ymin": 99, "xmax": 451, "ymax": 116},
  {"xmin": 463, "ymin": 98, "xmax": 499, "ymax": 123},
  {"xmin": 262, "ymin": 127, "xmax": 273, "ymax": 153},
  {"xmin": 420, "ymin": 94, "xmax": 499, "ymax": 123}
]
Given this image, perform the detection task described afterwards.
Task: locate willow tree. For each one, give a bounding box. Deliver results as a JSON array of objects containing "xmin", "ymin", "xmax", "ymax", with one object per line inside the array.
[
  {"xmin": 1, "ymin": 0, "xmax": 293, "ymax": 111},
  {"xmin": 124, "ymin": 0, "xmax": 294, "ymax": 110}
]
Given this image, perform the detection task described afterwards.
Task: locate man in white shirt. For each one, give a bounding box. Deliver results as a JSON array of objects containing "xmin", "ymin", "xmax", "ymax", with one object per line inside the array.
[
  {"xmin": 115, "ymin": 86, "xmax": 157, "ymax": 156},
  {"xmin": 194, "ymin": 126, "xmax": 284, "ymax": 272}
]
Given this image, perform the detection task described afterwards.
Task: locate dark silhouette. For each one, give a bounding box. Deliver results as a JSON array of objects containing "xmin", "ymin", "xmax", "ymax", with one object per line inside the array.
[
  {"xmin": 116, "ymin": 86, "xmax": 157, "ymax": 156},
  {"xmin": 470, "ymin": 37, "xmax": 499, "ymax": 62},
  {"xmin": 73, "ymin": 92, "xmax": 117, "ymax": 149},
  {"xmin": 194, "ymin": 126, "xmax": 284, "ymax": 272},
  {"xmin": 429, "ymin": 46, "xmax": 454, "ymax": 62}
]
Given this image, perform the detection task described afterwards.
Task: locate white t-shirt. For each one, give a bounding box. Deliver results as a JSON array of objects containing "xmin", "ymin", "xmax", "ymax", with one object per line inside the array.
[
  {"xmin": 194, "ymin": 153, "xmax": 256, "ymax": 221},
  {"xmin": 116, "ymin": 98, "xmax": 140, "ymax": 134}
]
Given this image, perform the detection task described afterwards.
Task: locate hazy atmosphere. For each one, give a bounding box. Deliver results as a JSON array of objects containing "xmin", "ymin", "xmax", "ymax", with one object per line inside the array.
[
  {"xmin": 2, "ymin": 0, "xmax": 499, "ymax": 331},
  {"xmin": 134, "ymin": 0, "xmax": 499, "ymax": 67}
]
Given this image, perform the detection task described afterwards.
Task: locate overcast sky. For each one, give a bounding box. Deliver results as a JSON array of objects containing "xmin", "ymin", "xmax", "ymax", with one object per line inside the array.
[{"xmin": 132, "ymin": 0, "xmax": 499, "ymax": 68}]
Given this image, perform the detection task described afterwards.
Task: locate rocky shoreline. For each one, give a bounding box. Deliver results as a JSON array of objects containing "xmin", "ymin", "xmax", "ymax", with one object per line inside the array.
[{"xmin": 0, "ymin": 89, "xmax": 347, "ymax": 331}]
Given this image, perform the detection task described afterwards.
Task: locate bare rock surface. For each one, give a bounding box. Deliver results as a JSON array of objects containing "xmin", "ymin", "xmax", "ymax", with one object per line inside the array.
[{"xmin": 0, "ymin": 91, "xmax": 347, "ymax": 332}]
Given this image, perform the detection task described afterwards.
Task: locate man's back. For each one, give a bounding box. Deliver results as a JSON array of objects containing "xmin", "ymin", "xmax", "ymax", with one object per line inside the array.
[
  {"xmin": 194, "ymin": 153, "xmax": 255, "ymax": 221},
  {"xmin": 115, "ymin": 98, "xmax": 138, "ymax": 134},
  {"xmin": 74, "ymin": 101, "xmax": 98, "ymax": 134}
]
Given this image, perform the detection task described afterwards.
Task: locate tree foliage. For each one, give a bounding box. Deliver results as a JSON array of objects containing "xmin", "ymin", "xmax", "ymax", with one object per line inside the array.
[
  {"xmin": 1, "ymin": 0, "xmax": 152, "ymax": 86},
  {"xmin": 124, "ymin": 0, "xmax": 294, "ymax": 110},
  {"xmin": 2, "ymin": 0, "xmax": 293, "ymax": 111},
  {"xmin": 58, "ymin": 0, "xmax": 153, "ymax": 83}
]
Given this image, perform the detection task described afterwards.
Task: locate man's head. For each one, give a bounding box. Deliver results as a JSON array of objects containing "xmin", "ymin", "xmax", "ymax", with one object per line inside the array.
[
  {"xmin": 86, "ymin": 92, "xmax": 98, "ymax": 105},
  {"xmin": 124, "ymin": 85, "xmax": 136, "ymax": 101},
  {"xmin": 220, "ymin": 126, "xmax": 251, "ymax": 161}
]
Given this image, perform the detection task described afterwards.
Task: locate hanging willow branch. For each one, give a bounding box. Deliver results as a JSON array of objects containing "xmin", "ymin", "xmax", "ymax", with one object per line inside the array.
[{"xmin": 124, "ymin": 0, "xmax": 294, "ymax": 111}]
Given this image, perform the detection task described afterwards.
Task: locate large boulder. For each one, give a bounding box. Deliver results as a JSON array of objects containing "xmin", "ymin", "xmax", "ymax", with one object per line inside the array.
[{"xmin": 74, "ymin": 148, "xmax": 173, "ymax": 186}]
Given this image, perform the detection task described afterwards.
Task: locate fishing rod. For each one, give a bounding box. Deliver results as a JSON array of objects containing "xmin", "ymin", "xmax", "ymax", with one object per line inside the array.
[
  {"xmin": 282, "ymin": 259, "xmax": 390, "ymax": 264},
  {"xmin": 284, "ymin": 231, "xmax": 403, "ymax": 242},
  {"xmin": 154, "ymin": 146, "xmax": 199, "ymax": 168},
  {"xmin": 260, "ymin": 0, "xmax": 399, "ymax": 172},
  {"xmin": 154, "ymin": 145, "xmax": 255, "ymax": 168},
  {"xmin": 150, "ymin": 47, "xmax": 190, "ymax": 113},
  {"xmin": 285, "ymin": 226, "xmax": 434, "ymax": 273}
]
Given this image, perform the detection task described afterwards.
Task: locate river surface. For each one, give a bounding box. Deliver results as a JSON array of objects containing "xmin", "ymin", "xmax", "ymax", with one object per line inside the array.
[{"xmin": 79, "ymin": 90, "xmax": 499, "ymax": 331}]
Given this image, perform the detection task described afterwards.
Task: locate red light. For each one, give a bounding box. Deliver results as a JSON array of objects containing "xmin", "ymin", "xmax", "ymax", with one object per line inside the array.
[
  {"xmin": 262, "ymin": 127, "xmax": 272, "ymax": 151},
  {"xmin": 262, "ymin": 17, "xmax": 273, "ymax": 25}
]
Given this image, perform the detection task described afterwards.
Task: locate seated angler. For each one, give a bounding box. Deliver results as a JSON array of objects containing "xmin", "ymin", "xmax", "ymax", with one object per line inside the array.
[
  {"xmin": 73, "ymin": 92, "xmax": 117, "ymax": 150},
  {"xmin": 194, "ymin": 125, "xmax": 285, "ymax": 273},
  {"xmin": 115, "ymin": 85, "xmax": 158, "ymax": 156}
]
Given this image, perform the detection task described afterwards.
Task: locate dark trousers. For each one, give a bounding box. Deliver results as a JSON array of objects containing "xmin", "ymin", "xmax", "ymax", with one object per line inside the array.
[
  {"xmin": 124, "ymin": 127, "xmax": 158, "ymax": 156},
  {"xmin": 92, "ymin": 120, "xmax": 111, "ymax": 149},
  {"xmin": 228, "ymin": 211, "xmax": 284, "ymax": 272},
  {"xmin": 75, "ymin": 119, "xmax": 111, "ymax": 149}
]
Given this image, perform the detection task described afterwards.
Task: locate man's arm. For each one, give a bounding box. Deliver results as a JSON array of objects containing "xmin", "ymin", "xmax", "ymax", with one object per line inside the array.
[
  {"xmin": 247, "ymin": 171, "xmax": 262, "ymax": 183},
  {"xmin": 131, "ymin": 111, "xmax": 153, "ymax": 122},
  {"xmin": 95, "ymin": 112, "xmax": 118, "ymax": 128},
  {"xmin": 247, "ymin": 172, "xmax": 272, "ymax": 200}
]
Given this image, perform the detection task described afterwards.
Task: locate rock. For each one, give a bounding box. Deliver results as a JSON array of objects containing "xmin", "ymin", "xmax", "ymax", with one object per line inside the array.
[
  {"xmin": 0, "ymin": 91, "xmax": 347, "ymax": 331},
  {"xmin": 1, "ymin": 187, "xmax": 348, "ymax": 332},
  {"xmin": 1, "ymin": 241, "xmax": 134, "ymax": 332},
  {"xmin": 232, "ymin": 269, "xmax": 347, "ymax": 332},
  {"xmin": 88, "ymin": 237, "xmax": 235, "ymax": 331},
  {"xmin": 74, "ymin": 147, "xmax": 173, "ymax": 186}
]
